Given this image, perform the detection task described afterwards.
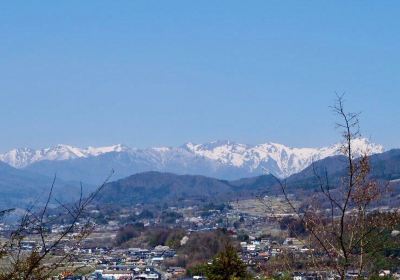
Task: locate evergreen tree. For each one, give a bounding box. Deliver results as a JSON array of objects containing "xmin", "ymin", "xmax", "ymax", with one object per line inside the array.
[{"xmin": 205, "ymin": 244, "xmax": 250, "ymax": 280}]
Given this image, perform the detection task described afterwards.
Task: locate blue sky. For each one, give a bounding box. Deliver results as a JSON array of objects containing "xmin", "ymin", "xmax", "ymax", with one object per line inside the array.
[{"xmin": 1, "ymin": 1, "xmax": 399, "ymax": 152}]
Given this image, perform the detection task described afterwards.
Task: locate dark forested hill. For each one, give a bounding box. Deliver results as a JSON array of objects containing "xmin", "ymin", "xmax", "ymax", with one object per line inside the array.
[
  {"xmin": 285, "ymin": 149, "xmax": 400, "ymax": 190},
  {"xmin": 96, "ymin": 171, "xmax": 279, "ymax": 206},
  {"xmin": 97, "ymin": 171, "xmax": 236, "ymax": 206}
]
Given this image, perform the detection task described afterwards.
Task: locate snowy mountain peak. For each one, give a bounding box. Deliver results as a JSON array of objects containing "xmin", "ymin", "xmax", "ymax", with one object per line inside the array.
[
  {"xmin": 85, "ymin": 144, "xmax": 131, "ymax": 156},
  {"xmin": 338, "ymin": 138, "xmax": 384, "ymax": 155}
]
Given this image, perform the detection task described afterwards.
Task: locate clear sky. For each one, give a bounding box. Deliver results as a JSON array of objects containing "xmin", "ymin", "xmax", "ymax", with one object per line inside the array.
[{"xmin": 1, "ymin": 1, "xmax": 399, "ymax": 152}]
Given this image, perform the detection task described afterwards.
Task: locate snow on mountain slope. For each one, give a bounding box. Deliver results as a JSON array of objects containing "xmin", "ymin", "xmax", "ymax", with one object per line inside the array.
[
  {"xmin": 0, "ymin": 139, "xmax": 384, "ymax": 178},
  {"xmin": 0, "ymin": 144, "xmax": 130, "ymax": 168},
  {"xmin": 183, "ymin": 138, "xmax": 384, "ymax": 177}
]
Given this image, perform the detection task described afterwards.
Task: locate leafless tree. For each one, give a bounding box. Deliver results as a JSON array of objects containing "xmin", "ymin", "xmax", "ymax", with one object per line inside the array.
[
  {"xmin": 0, "ymin": 171, "xmax": 113, "ymax": 280},
  {"xmin": 275, "ymin": 95, "xmax": 400, "ymax": 279}
]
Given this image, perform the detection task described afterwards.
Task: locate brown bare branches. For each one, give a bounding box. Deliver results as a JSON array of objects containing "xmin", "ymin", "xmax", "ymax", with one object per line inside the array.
[
  {"xmin": 0, "ymin": 170, "xmax": 114, "ymax": 280},
  {"xmin": 275, "ymin": 95, "xmax": 398, "ymax": 279}
]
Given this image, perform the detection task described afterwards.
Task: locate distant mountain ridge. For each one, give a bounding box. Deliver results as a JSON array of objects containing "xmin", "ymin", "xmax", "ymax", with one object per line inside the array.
[
  {"xmin": 97, "ymin": 149, "xmax": 400, "ymax": 207},
  {"xmin": 0, "ymin": 139, "xmax": 384, "ymax": 182},
  {"xmin": 0, "ymin": 161, "xmax": 89, "ymax": 209}
]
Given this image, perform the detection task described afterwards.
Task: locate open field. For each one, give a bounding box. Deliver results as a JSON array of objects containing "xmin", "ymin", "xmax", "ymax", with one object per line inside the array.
[{"xmin": 230, "ymin": 196, "xmax": 299, "ymax": 218}]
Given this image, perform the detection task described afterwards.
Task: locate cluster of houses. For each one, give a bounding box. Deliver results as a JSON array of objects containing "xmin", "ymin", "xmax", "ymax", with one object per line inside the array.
[
  {"xmin": 60, "ymin": 245, "xmax": 186, "ymax": 280},
  {"xmin": 239, "ymin": 237, "xmax": 310, "ymax": 266}
]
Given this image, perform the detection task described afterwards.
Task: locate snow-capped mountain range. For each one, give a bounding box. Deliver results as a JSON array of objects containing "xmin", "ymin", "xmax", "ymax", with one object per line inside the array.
[
  {"xmin": 184, "ymin": 138, "xmax": 383, "ymax": 177},
  {"xmin": 0, "ymin": 144, "xmax": 129, "ymax": 168},
  {"xmin": 0, "ymin": 139, "xmax": 384, "ymax": 181}
]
